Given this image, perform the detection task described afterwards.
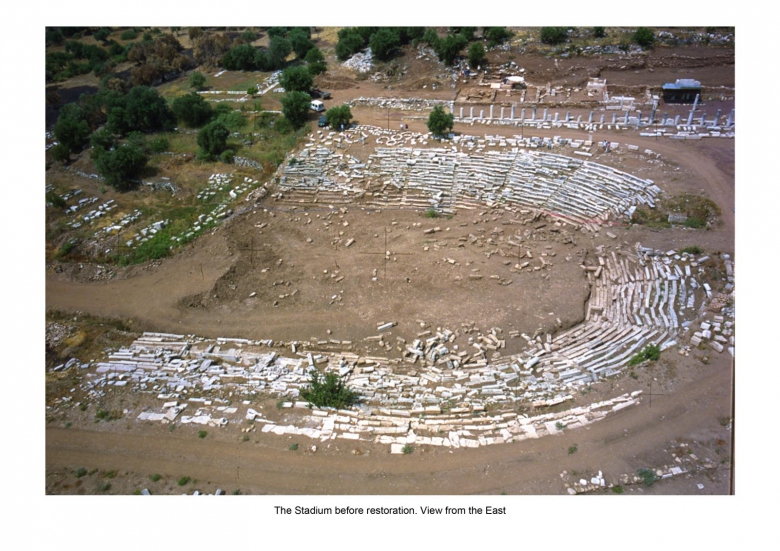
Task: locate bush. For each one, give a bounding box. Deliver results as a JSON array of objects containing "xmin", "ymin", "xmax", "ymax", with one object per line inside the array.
[
  {"xmin": 633, "ymin": 27, "xmax": 656, "ymax": 48},
  {"xmin": 289, "ymin": 443, "xmax": 299, "ymax": 451},
  {"xmin": 177, "ymin": 476, "xmax": 191, "ymax": 486},
  {"xmin": 189, "ymin": 71, "xmax": 207, "ymax": 90},
  {"xmin": 628, "ymin": 344, "xmax": 661, "ymax": 367},
  {"xmin": 681, "ymin": 246, "xmax": 702, "ymax": 255},
  {"xmin": 220, "ymin": 149, "xmax": 235, "ymax": 163},
  {"xmin": 402, "ymin": 444, "xmax": 413, "ymax": 454},
  {"xmin": 280, "ymin": 65, "xmax": 313, "ymax": 93},
  {"xmin": 149, "ymin": 137, "xmax": 169, "ymax": 154},
  {"xmin": 51, "ymin": 144, "xmax": 71, "ymax": 163},
  {"xmin": 424, "ymin": 208, "xmax": 440, "ymax": 218},
  {"xmin": 150, "ymin": 473, "xmax": 162, "ymax": 482},
  {"xmin": 300, "ymin": 369, "xmax": 359, "ymax": 409},
  {"xmin": 76, "ymin": 467, "xmax": 88, "ymax": 478},
  {"xmin": 120, "ymin": 29, "xmax": 138, "ymax": 41},
  {"xmin": 593, "ymin": 27, "xmax": 606, "ymax": 38},
  {"xmin": 611, "ymin": 485, "xmax": 624, "ymax": 494},
  {"xmin": 636, "ymin": 468, "xmax": 658, "ymax": 486},
  {"xmin": 484, "ymin": 27, "xmax": 512, "ymax": 47},
  {"xmin": 370, "ymin": 28, "xmax": 402, "ymax": 61},
  {"xmin": 568, "ymin": 444, "xmax": 578, "ymax": 455},
  {"xmin": 541, "ymin": 27, "xmax": 569, "ymax": 45},
  {"xmin": 198, "ymin": 430, "xmax": 207, "ymax": 439},
  {"xmin": 197, "ymin": 121, "xmax": 230, "ymax": 157},
  {"xmin": 93, "ymin": 143, "xmax": 147, "ymax": 191}
]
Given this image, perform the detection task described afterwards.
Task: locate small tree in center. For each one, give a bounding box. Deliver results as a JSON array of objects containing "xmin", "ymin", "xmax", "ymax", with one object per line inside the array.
[
  {"xmin": 300, "ymin": 370, "xmax": 359, "ymax": 409},
  {"xmin": 426, "ymin": 105, "xmax": 454, "ymax": 137}
]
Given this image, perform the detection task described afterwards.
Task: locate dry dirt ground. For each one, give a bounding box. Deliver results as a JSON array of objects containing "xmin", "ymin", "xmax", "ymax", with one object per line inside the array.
[{"xmin": 45, "ymin": 37, "xmax": 735, "ymax": 496}]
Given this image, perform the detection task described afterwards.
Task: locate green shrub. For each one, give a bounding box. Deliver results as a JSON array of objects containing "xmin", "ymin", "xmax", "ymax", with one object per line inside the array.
[
  {"xmin": 76, "ymin": 467, "xmax": 88, "ymax": 478},
  {"xmin": 150, "ymin": 473, "xmax": 162, "ymax": 482},
  {"xmin": 424, "ymin": 208, "xmax": 440, "ymax": 219},
  {"xmin": 568, "ymin": 444, "xmax": 578, "ymax": 455},
  {"xmin": 300, "ymin": 369, "xmax": 359, "ymax": 409},
  {"xmin": 198, "ymin": 430, "xmax": 207, "ymax": 439},
  {"xmin": 628, "ymin": 344, "xmax": 661, "ymax": 367},
  {"xmin": 611, "ymin": 485, "xmax": 623, "ymax": 494},
  {"xmin": 120, "ymin": 29, "xmax": 138, "ymax": 41},
  {"xmin": 289, "ymin": 443, "xmax": 299, "ymax": 451},
  {"xmin": 97, "ymin": 482, "xmax": 112, "ymax": 492},
  {"xmin": 633, "ymin": 27, "xmax": 656, "ymax": 48},
  {"xmin": 636, "ymin": 468, "xmax": 658, "ymax": 486},
  {"xmin": 540, "ymin": 27, "xmax": 569, "ymax": 45},
  {"xmin": 682, "ymin": 246, "xmax": 702, "ymax": 255},
  {"xmin": 149, "ymin": 137, "xmax": 169, "ymax": 154},
  {"xmin": 177, "ymin": 476, "xmax": 191, "ymax": 486},
  {"xmin": 402, "ymin": 444, "xmax": 413, "ymax": 454}
]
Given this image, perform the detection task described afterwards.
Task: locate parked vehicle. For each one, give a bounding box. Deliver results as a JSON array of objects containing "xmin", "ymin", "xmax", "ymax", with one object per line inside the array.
[
  {"xmin": 318, "ymin": 115, "xmax": 328, "ymax": 127},
  {"xmin": 309, "ymin": 89, "xmax": 331, "ymax": 99},
  {"xmin": 310, "ymin": 100, "xmax": 325, "ymax": 112}
]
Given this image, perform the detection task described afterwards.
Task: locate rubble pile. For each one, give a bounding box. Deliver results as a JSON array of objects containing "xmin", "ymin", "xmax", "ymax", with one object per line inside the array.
[{"xmin": 342, "ymin": 48, "xmax": 374, "ymax": 73}]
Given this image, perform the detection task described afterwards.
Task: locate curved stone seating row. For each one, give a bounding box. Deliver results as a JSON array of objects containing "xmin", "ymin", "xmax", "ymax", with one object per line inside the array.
[{"xmin": 276, "ymin": 145, "xmax": 658, "ymax": 224}]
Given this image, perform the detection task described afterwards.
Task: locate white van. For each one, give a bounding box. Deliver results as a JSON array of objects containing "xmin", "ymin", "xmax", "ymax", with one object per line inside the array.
[{"xmin": 310, "ymin": 100, "xmax": 325, "ymax": 112}]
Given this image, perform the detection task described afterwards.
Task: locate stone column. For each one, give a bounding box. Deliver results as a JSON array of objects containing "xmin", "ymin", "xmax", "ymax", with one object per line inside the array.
[
  {"xmin": 624, "ymin": 108, "xmax": 630, "ymax": 124},
  {"xmin": 612, "ymin": 113, "xmax": 617, "ymax": 124},
  {"xmin": 715, "ymin": 109, "xmax": 721, "ymax": 124},
  {"xmin": 554, "ymin": 111, "xmax": 559, "ymax": 122},
  {"xmin": 543, "ymin": 108, "xmax": 548, "ymax": 121},
  {"xmin": 674, "ymin": 115, "xmax": 680, "ymax": 125},
  {"xmin": 511, "ymin": 105, "xmax": 515, "ymax": 120},
  {"xmin": 490, "ymin": 105, "xmax": 494, "ymax": 119},
  {"xmin": 500, "ymin": 106, "xmax": 504, "ymax": 120},
  {"xmin": 600, "ymin": 114, "xmax": 605, "ymax": 124},
  {"xmin": 520, "ymin": 108, "xmax": 525, "ymax": 121},
  {"xmin": 726, "ymin": 109, "xmax": 734, "ymax": 126},
  {"xmin": 533, "ymin": 105, "xmax": 537, "ymax": 120},
  {"xmin": 686, "ymin": 110, "xmax": 694, "ymax": 126},
  {"xmin": 588, "ymin": 111, "xmax": 594, "ymax": 123},
  {"xmin": 565, "ymin": 111, "xmax": 570, "ymax": 122},
  {"xmin": 460, "ymin": 107, "xmax": 463, "ymax": 119},
  {"xmin": 470, "ymin": 107, "xmax": 474, "ymax": 119},
  {"xmin": 480, "ymin": 109, "xmax": 484, "ymax": 119},
  {"xmin": 692, "ymin": 93, "xmax": 700, "ymax": 111}
]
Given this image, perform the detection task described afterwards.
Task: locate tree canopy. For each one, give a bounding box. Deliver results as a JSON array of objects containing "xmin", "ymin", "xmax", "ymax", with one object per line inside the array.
[
  {"xmin": 633, "ymin": 27, "xmax": 656, "ymax": 48},
  {"xmin": 325, "ymin": 104, "xmax": 353, "ymax": 130},
  {"xmin": 280, "ymin": 65, "xmax": 313, "ymax": 93},
  {"xmin": 426, "ymin": 105, "xmax": 454, "ymax": 137},
  {"xmin": 281, "ymin": 91, "xmax": 311, "ymax": 129},
  {"xmin": 93, "ymin": 143, "xmax": 148, "ymax": 191},
  {"xmin": 54, "ymin": 103, "xmax": 91, "ymax": 153},
  {"xmin": 300, "ymin": 370, "xmax": 359, "ymax": 409},
  {"xmin": 189, "ymin": 71, "xmax": 207, "ymax": 90},
  {"xmin": 197, "ymin": 121, "xmax": 230, "ymax": 158},
  {"xmin": 107, "ymin": 86, "xmax": 175, "ymax": 135},
  {"xmin": 369, "ymin": 28, "xmax": 402, "ymax": 61},
  {"xmin": 540, "ymin": 27, "xmax": 569, "ymax": 45},
  {"xmin": 172, "ymin": 92, "xmax": 213, "ymax": 128},
  {"xmin": 468, "ymin": 42, "xmax": 485, "ymax": 68}
]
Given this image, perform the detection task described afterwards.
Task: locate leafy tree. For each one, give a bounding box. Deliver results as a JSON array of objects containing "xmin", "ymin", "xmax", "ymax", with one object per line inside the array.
[
  {"xmin": 197, "ymin": 121, "xmax": 230, "ymax": 158},
  {"xmin": 280, "ymin": 65, "xmax": 313, "ymax": 93},
  {"xmin": 300, "ymin": 370, "xmax": 359, "ymax": 409},
  {"xmin": 370, "ymin": 28, "xmax": 402, "ymax": 61},
  {"xmin": 222, "ymin": 44, "xmax": 259, "ymax": 70},
  {"xmin": 189, "ymin": 71, "xmax": 206, "ymax": 90},
  {"xmin": 51, "ymin": 144, "xmax": 71, "ymax": 163},
  {"xmin": 247, "ymin": 85, "xmax": 258, "ymax": 96},
  {"xmin": 241, "ymin": 29, "xmax": 256, "ymax": 42},
  {"xmin": 89, "ymin": 127, "xmax": 118, "ymax": 151},
  {"xmin": 426, "ymin": 105, "xmax": 454, "ymax": 137},
  {"xmin": 541, "ymin": 27, "xmax": 569, "ymax": 45},
  {"xmin": 433, "ymin": 34, "xmax": 466, "ymax": 66},
  {"xmin": 280, "ymin": 91, "xmax": 311, "ymax": 129},
  {"xmin": 93, "ymin": 143, "xmax": 147, "ymax": 191},
  {"xmin": 172, "ymin": 92, "xmax": 213, "ymax": 127},
  {"xmin": 54, "ymin": 103, "xmax": 91, "ymax": 153},
  {"xmin": 219, "ymin": 149, "xmax": 235, "ymax": 163},
  {"xmin": 325, "ymin": 104, "xmax": 353, "ymax": 130},
  {"xmin": 267, "ymin": 27, "xmax": 288, "ymax": 39},
  {"xmin": 484, "ymin": 27, "xmax": 512, "ymax": 47},
  {"xmin": 109, "ymin": 86, "xmax": 175, "ymax": 134},
  {"xmin": 468, "ymin": 42, "xmax": 485, "ymax": 68},
  {"xmin": 633, "ymin": 27, "xmax": 656, "ymax": 48},
  {"xmin": 593, "ymin": 26, "xmax": 606, "ymax": 38},
  {"xmin": 335, "ymin": 28, "xmax": 367, "ymax": 61},
  {"xmin": 289, "ymin": 27, "xmax": 314, "ymax": 59},
  {"xmin": 305, "ymin": 47, "xmax": 327, "ymax": 76},
  {"xmin": 266, "ymin": 37, "xmax": 292, "ymax": 70},
  {"xmin": 450, "ymin": 27, "xmax": 476, "ymax": 42},
  {"xmin": 422, "ymin": 28, "xmax": 439, "ymax": 46}
]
